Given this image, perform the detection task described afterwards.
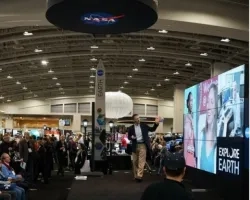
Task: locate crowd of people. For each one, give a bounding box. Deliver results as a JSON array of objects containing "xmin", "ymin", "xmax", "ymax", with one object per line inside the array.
[
  {"xmin": 0, "ymin": 132, "xmax": 88, "ymax": 200},
  {"xmin": 150, "ymin": 134, "xmax": 183, "ymax": 175}
]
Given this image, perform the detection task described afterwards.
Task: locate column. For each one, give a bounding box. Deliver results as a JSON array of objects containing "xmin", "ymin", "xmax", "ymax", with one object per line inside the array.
[
  {"xmin": 211, "ymin": 62, "xmax": 232, "ymax": 77},
  {"xmin": 72, "ymin": 114, "xmax": 81, "ymax": 132},
  {"xmin": 5, "ymin": 118, "xmax": 13, "ymax": 129},
  {"xmin": 156, "ymin": 101, "xmax": 165, "ymax": 133},
  {"xmin": 173, "ymin": 84, "xmax": 185, "ymax": 133}
]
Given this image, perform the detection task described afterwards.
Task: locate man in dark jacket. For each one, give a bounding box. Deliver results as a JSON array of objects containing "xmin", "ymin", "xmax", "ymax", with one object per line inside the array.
[
  {"xmin": 56, "ymin": 135, "xmax": 67, "ymax": 176},
  {"xmin": 0, "ymin": 135, "xmax": 12, "ymax": 156},
  {"xmin": 128, "ymin": 114, "xmax": 160, "ymax": 182}
]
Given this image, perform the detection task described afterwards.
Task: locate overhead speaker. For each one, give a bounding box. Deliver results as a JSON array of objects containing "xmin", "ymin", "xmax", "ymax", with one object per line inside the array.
[{"xmin": 46, "ymin": 0, "xmax": 158, "ymax": 34}]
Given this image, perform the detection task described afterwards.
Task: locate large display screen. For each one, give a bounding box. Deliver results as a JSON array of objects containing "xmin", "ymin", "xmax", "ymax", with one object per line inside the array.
[{"xmin": 184, "ymin": 65, "xmax": 246, "ymax": 175}]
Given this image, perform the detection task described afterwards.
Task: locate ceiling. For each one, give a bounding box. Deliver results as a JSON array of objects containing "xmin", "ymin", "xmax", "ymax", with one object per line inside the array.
[
  {"xmin": 0, "ymin": 26, "xmax": 248, "ymax": 102},
  {"xmin": 0, "ymin": 0, "xmax": 248, "ymax": 102}
]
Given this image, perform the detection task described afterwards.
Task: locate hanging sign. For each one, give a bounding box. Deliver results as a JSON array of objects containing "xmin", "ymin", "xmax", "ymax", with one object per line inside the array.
[{"xmin": 46, "ymin": 0, "xmax": 158, "ymax": 34}]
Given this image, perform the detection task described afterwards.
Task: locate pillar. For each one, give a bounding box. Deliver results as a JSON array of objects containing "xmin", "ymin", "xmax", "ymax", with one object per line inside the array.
[
  {"xmin": 156, "ymin": 102, "xmax": 164, "ymax": 133},
  {"xmin": 211, "ymin": 62, "xmax": 232, "ymax": 77},
  {"xmin": 5, "ymin": 117, "xmax": 13, "ymax": 129},
  {"xmin": 72, "ymin": 114, "xmax": 81, "ymax": 132},
  {"xmin": 173, "ymin": 84, "xmax": 185, "ymax": 133}
]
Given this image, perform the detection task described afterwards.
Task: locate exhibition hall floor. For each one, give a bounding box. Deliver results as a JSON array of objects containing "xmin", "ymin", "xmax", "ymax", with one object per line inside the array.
[
  {"xmin": 29, "ymin": 172, "xmax": 73, "ymax": 200},
  {"xmin": 30, "ymin": 171, "xmax": 223, "ymax": 200}
]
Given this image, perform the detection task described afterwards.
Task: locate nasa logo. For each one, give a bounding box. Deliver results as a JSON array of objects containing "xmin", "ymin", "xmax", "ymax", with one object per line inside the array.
[
  {"xmin": 97, "ymin": 69, "xmax": 104, "ymax": 76},
  {"xmin": 81, "ymin": 12, "xmax": 125, "ymax": 26}
]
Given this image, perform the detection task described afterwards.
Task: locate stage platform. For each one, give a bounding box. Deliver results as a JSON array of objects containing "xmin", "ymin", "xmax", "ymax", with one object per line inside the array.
[{"xmin": 67, "ymin": 171, "xmax": 223, "ymax": 200}]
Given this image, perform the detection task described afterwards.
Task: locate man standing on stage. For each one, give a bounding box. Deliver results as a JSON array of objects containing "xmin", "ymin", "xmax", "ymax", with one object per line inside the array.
[{"xmin": 128, "ymin": 114, "xmax": 160, "ymax": 182}]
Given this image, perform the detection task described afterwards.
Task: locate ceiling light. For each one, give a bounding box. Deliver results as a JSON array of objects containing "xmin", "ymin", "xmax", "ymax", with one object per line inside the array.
[
  {"xmin": 200, "ymin": 53, "xmax": 208, "ymax": 56},
  {"xmin": 221, "ymin": 38, "xmax": 230, "ymax": 43},
  {"xmin": 127, "ymin": 75, "xmax": 132, "ymax": 78},
  {"xmin": 34, "ymin": 49, "xmax": 43, "ymax": 53},
  {"xmin": 7, "ymin": 99, "xmax": 11, "ymax": 102},
  {"xmin": 164, "ymin": 78, "xmax": 170, "ymax": 81},
  {"xmin": 7, "ymin": 75, "xmax": 13, "ymax": 79},
  {"xmin": 139, "ymin": 58, "xmax": 145, "ymax": 62},
  {"xmin": 151, "ymin": 88, "xmax": 155, "ymax": 91},
  {"xmin": 0, "ymin": 96, "xmax": 4, "ymax": 100},
  {"xmin": 157, "ymin": 83, "xmax": 161, "ymax": 87},
  {"xmin": 23, "ymin": 31, "xmax": 33, "ymax": 36},
  {"xmin": 89, "ymin": 85, "xmax": 94, "ymax": 89},
  {"xmin": 90, "ymin": 67, "xmax": 96, "ymax": 71},
  {"xmin": 48, "ymin": 69, "xmax": 54, "ymax": 73},
  {"xmin": 147, "ymin": 46, "xmax": 155, "ymax": 50},
  {"xmin": 120, "ymin": 86, "xmax": 124, "ymax": 89},
  {"xmin": 185, "ymin": 62, "xmax": 192, "ymax": 67},
  {"xmin": 41, "ymin": 60, "xmax": 49, "ymax": 65},
  {"xmin": 90, "ymin": 45, "xmax": 99, "ymax": 49},
  {"xmin": 90, "ymin": 74, "xmax": 95, "ymax": 78},
  {"xmin": 89, "ymin": 80, "xmax": 94, "ymax": 84},
  {"xmin": 22, "ymin": 86, "xmax": 27, "ymax": 90},
  {"xmin": 124, "ymin": 81, "xmax": 129, "ymax": 84},
  {"xmin": 90, "ymin": 58, "xmax": 97, "ymax": 61},
  {"xmin": 56, "ymin": 83, "xmax": 61, "ymax": 86},
  {"xmin": 145, "ymin": 91, "xmax": 149, "ymax": 95},
  {"xmin": 52, "ymin": 77, "xmax": 57, "ymax": 80},
  {"xmin": 16, "ymin": 81, "xmax": 21, "ymax": 85},
  {"xmin": 0, "ymin": 68, "xmax": 2, "ymax": 71},
  {"xmin": 173, "ymin": 71, "xmax": 179, "ymax": 75},
  {"xmin": 158, "ymin": 30, "xmax": 168, "ymax": 33},
  {"xmin": 132, "ymin": 68, "xmax": 138, "ymax": 72}
]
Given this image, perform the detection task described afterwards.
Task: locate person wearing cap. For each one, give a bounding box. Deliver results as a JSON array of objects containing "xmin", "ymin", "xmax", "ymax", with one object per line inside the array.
[{"xmin": 140, "ymin": 153, "xmax": 194, "ymax": 200}]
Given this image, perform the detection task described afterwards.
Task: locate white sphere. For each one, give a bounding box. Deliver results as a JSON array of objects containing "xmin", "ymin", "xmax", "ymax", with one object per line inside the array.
[{"xmin": 105, "ymin": 92, "xmax": 133, "ymax": 119}]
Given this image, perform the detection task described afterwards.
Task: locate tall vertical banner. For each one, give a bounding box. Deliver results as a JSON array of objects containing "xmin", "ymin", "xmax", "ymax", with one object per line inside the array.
[{"xmin": 94, "ymin": 60, "xmax": 106, "ymax": 161}]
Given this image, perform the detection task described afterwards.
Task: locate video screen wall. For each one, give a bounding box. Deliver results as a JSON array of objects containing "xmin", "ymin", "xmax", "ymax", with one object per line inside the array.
[
  {"xmin": 244, "ymin": 98, "xmax": 249, "ymax": 169},
  {"xmin": 184, "ymin": 65, "xmax": 247, "ymax": 175}
]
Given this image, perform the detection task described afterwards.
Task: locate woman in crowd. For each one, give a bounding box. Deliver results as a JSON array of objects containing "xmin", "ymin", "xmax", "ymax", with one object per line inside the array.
[{"xmin": 74, "ymin": 143, "xmax": 86, "ymax": 175}]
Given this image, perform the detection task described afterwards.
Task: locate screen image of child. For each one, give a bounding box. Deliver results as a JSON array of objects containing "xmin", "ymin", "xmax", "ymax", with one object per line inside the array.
[
  {"xmin": 217, "ymin": 65, "xmax": 245, "ymax": 137},
  {"xmin": 197, "ymin": 81, "xmax": 218, "ymax": 174}
]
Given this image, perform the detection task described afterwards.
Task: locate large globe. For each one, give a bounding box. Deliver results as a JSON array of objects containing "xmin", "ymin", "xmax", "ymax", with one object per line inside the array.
[{"xmin": 105, "ymin": 92, "xmax": 133, "ymax": 119}]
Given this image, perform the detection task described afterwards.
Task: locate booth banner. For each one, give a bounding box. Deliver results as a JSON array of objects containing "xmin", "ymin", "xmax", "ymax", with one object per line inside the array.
[
  {"xmin": 216, "ymin": 137, "xmax": 243, "ymax": 177},
  {"xmin": 94, "ymin": 60, "xmax": 106, "ymax": 161}
]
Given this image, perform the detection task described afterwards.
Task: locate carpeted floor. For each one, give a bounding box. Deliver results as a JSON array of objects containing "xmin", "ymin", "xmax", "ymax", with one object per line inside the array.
[
  {"xmin": 28, "ymin": 170, "xmax": 223, "ymax": 200},
  {"xmin": 29, "ymin": 172, "xmax": 74, "ymax": 200},
  {"xmin": 67, "ymin": 171, "xmax": 223, "ymax": 200}
]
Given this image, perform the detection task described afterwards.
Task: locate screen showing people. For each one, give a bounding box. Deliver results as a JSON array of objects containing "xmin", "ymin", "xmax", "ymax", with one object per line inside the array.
[{"xmin": 183, "ymin": 65, "xmax": 246, "ymax": 174}]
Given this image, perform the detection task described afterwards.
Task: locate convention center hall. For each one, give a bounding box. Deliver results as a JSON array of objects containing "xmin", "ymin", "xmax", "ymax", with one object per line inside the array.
[{"xmin": 0, "ymin": 0, "xmax": 248, "ymax": 200}]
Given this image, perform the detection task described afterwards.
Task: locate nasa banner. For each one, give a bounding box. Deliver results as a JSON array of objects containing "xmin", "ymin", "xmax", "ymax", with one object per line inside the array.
[
  {"xmin": 216, "ymin": 137, "xmax": 243, "ymax": 177},
  {"xmin": 46, "ymin": 0, "xmax": 158, "ymax": 34},
  {"xmin": 94, "ymin": 60, "xmax": 106, "ymax": 161}
]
